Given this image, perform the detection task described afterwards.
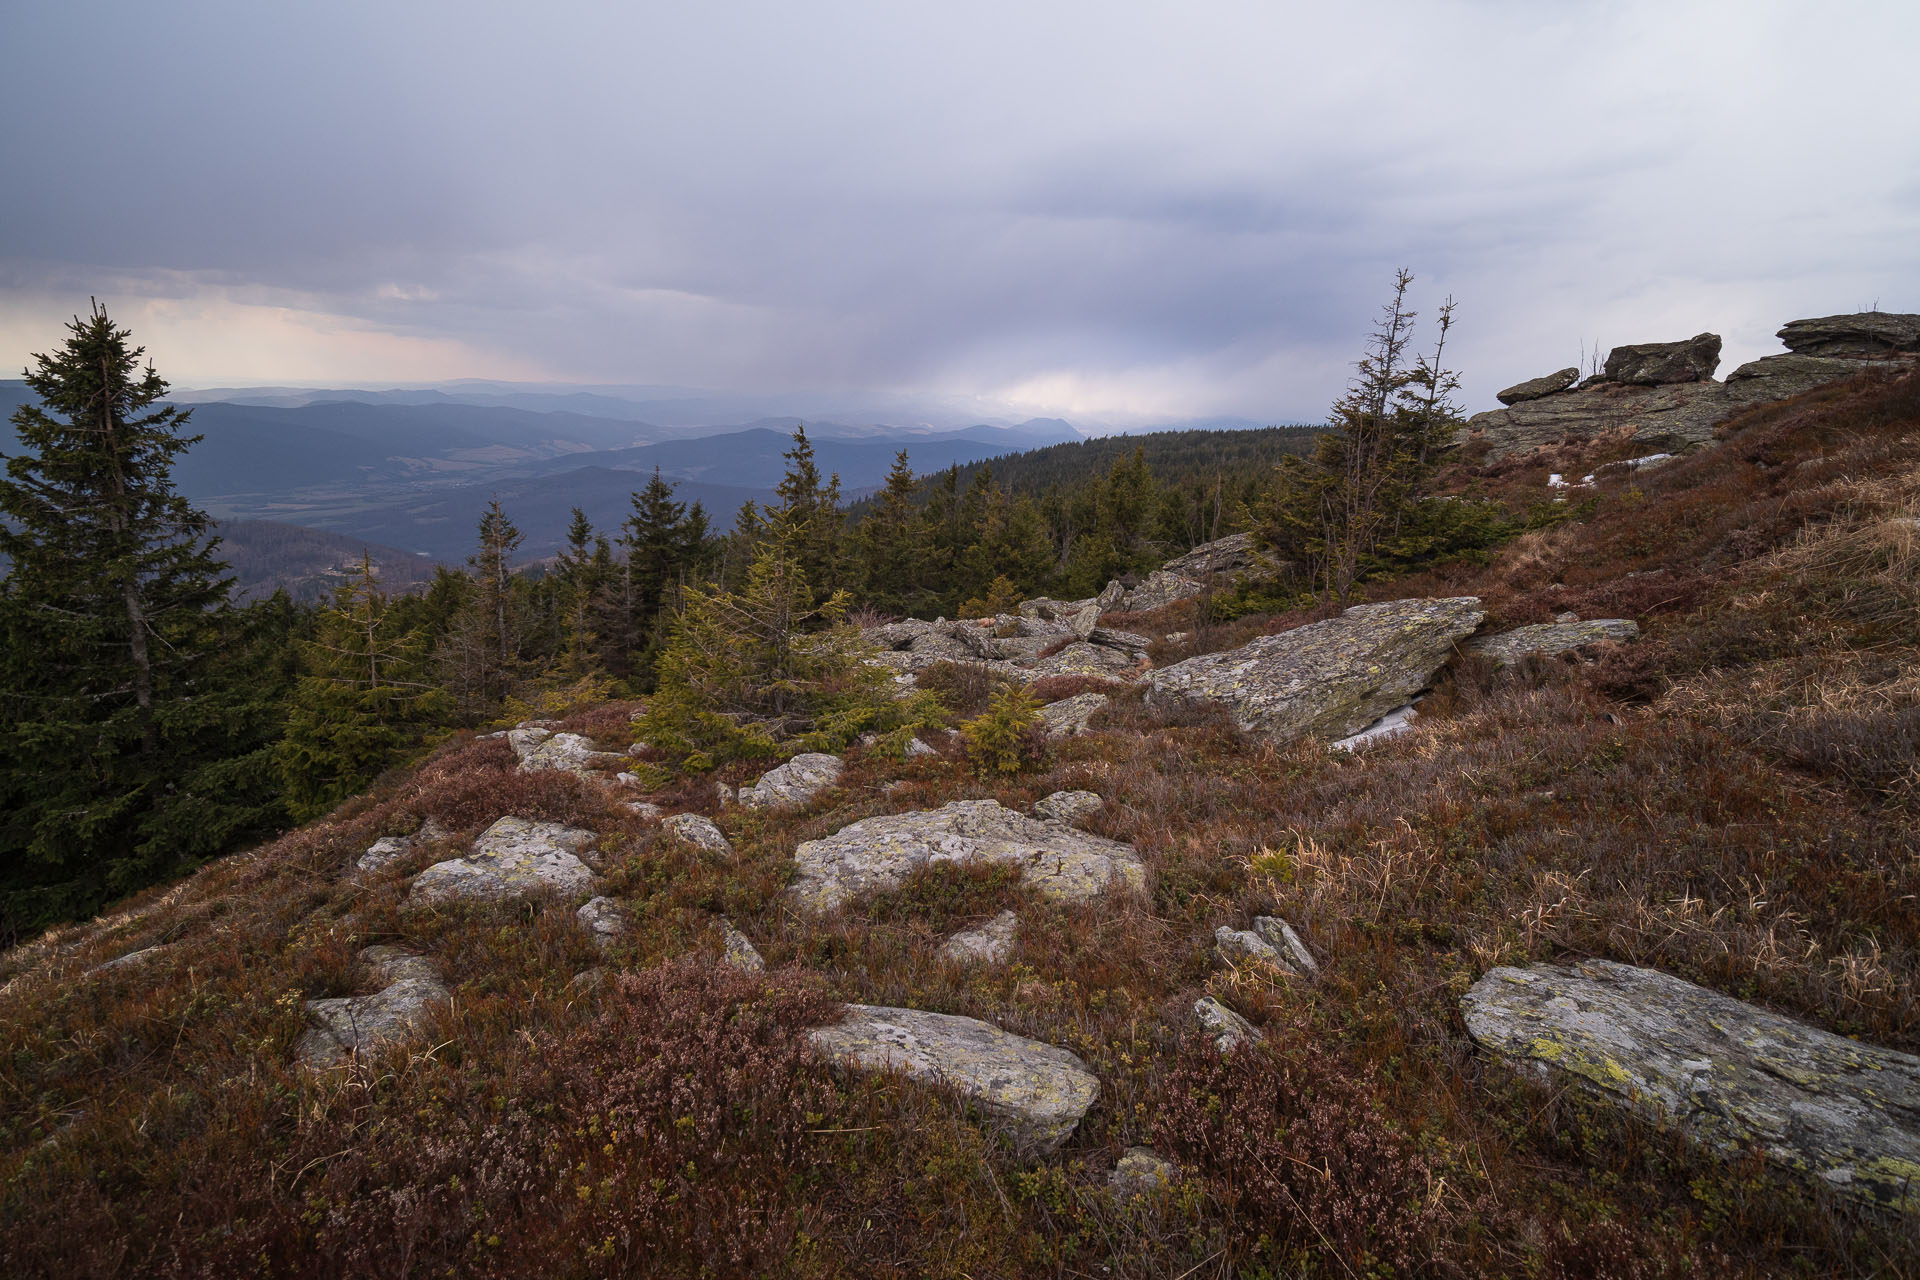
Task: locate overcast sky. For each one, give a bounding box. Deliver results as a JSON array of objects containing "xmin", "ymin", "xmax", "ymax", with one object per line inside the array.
[{"xmin": 4, "ymin": 0, "xmax": 1916, "ymax": 425}]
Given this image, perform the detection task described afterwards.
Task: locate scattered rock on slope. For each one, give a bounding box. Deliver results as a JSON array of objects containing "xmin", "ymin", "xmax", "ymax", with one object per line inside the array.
[
  {"xmin": 1146, "ymin": 597, "xmax": 1485, "ymax": 744},
  {"xmin": 506, "ymin": 725, "xmax": 624, "ymax": 778},
  {"xmin": 1194, "ymin": 995, "xmax": 1263, "ymax": 1052},
  {"xmin": 409, "ymin": 817, "xmax": 598, "ymax": 906},
  {"xmin": 662, "ymin": 813, "xmax": 733, "ymax": 857},
  {"xmin": 937, "ymin": 910, "xmax": 1019, "ymax": 964},
  {"xmin": 1033, "ymin": 790, "xmax": 1103, "ymax": 825},
  {"xmin": 1215, "ymin": 925, "xmax": 1294, "ymax": 975},
  {"xmin": 576, "ymin": 895, "xmax": 627, "ymax": 948},
  {"xmin": 1039, "ymin": 691, "xmax": 1111, "ymax": 738},
  {"xmin": 717, "ymin": 918, "xmax": 765, "ymax": 971},
  {"xmin": 296, "ymin": 947, "xmax": 451, "ymax": 1070},
  {"xmin": 790, "ymin": 799, "xmax": 1146, "ymax": 912},
  {"xmin": 1466, "ymin": 618, "xmax": 1639, "ymax": 666},
  {"xmin": 357, "ymin": 817, "xmax": 448, "ymax": 874},
  {"xmin": 808, "ymin": 1004, "xmax": 1099, "ymax": 1152},
  {"xmin": 738, "ymin": 752, "xmax": 844, "ymax": 810},
  {"xmin": 1463, "ymin": 959, "xmax": 1920, "ymax": 1214}
]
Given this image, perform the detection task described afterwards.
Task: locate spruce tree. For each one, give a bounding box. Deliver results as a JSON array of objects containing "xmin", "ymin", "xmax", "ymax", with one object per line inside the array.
[
  {"xmin": 0, "ymin": 303, "xmax": 258, "ymax": 928},
  {"xmin": 469, "ymin": 497, "xmax": 522, "ymax": 699},
  {"xmin": 553, "ymin": 507, "xmax": 609, "ymax": 675},
  {"xmin": 275, "ymin": 555, "xmax": 447, "ymax": 820},
  {"xmin": 770, "ymin": 426, "xmax": 844, "ymax": 590}
]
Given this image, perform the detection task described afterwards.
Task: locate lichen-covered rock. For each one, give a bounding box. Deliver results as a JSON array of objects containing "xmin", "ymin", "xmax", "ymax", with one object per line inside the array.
[
  {"xmin": 1604, "ymin": 332, "xmax": 1721, "ymax": 385},
  {"xmin": 1214, "ymin": 925, "xmax": 1294, "ymax": 975},
  {"xmin": 1109, "ymin": 1146, "xmax": 1175, "ymax": 1198},
  {"xmin": 296, "ymin": 947, "xmax": 450, "ymax": 1069},
  {"xmin": 1026, "ymin": 641, "xmax": 1138, "ymax": 681},
  {"xmin": 1033, "ymin": 790, "xmax": 1103, "ymax": 826},
  {"xmin": 1252, "ymin": 916, "xmax": 1319, "ymax": 976},
  {"xmin": 1497, "ymin": 367, "xmax": 1580, "ymax": 405},
  {"xmin": 1147, "ymin": 597, "xmax": 1484, "ymax": 744},
  {"xmin": 738, "ymin": 752, "xmax": 844, "ymax": 810},
  {"xmin": 357, "ymin": 817, "xmax": 449, "ymax": 874},
  {"xmin": 576, "ymin": 895, "xmax": 626, "ymax": 948},
  {"xmin": 1122, "ymin": 570, "xmax": 1206, "ymax": 613},
  {"xmin": 1088, "ymin": 627, "xmax": 1152, "ymax": 655},
  {"xmin": 1194, "ymin": 995, "xmax": 1262, "ymax": 1052},
  {"xmin": 1467, "ymin": 618, "xmax": 1640, "ymax": 666},
  {"xmin": 1160, "ymin": 532, "xmax": 1267, "ymax": 580},
  {"xmin": 1778, "ymin": 311, "xmax": 1920, "ymax": 358},
  {"xmin": 662, "ymin": 813, "xmax": 732, "ymax": 857},
  {"xmin": 1463, "ymin": 959, "xmax": 1920, "ymax": 1214},
  {"xmin": 937, "ymin": 910, "xmax": 1019, "ymax": 964},
  {"xmin": 507, "ymin": 726, "xmax": 623, "ymax": 778},
  {"xmin": 1039, "ymin": 691, "xmax": 1111, "ymax": 738},
  {"xmin": 717, "ymin": 918, "xmax": 765, "ymax": 971},
  {"xmin": 409, "ymin": 817, "xmax": 598, "ymax": 906},
  {"xmin": 808, "ymin": 1005, "xmax": 1099, "ymax": 1152},
  {"xmin": 790, "ymin": 799, "xmax": 1146, "ymax": 912},
  {"xmin": 624, "ymin": 800, "xmax": 665, "ymax": 821}
]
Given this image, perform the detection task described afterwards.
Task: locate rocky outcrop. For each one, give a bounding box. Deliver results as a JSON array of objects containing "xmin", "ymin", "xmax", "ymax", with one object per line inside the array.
[
  {"xmin": 1026, "ymin": 641, "xmax": 1139, "ymax": 681},
  {"xmin": 1121, "ymin": 570, "xmax": 1206, "ymax": 613},
  {"xmin": 1215, "ymin": 925, "xmax": 1293, "ymax": 974},
  {"xmin": 1603, "ymin": 332, "xmax": 1721, "ymax": 385},
  {"xmin": 937, "ymin": 910, "xmax": 1019, "ymax": 964},
  {"xmin": 357, "ymin": 818, "xmax": 448, "ymax": 874},
  {"xmin": 1467, "ymin": 618, "xmax": 1639, "ymax": 666},
  {"xmin": 1194, "ymin": 995, "xmax": 1262, "ymax": 1052},
  {"xmin": 1159, "ymin": 532, "xmax": 1269, "ymax": 580},
  {"xmin": 808, "ymin": 1005, "xmax": 1099, "ymax": 1152},
  {"xmin": 790, "ymin": 799, "xmax": 1146, "ymax": 912},
  {"xmin": 507, "ymin": 725, "xmax": 624, "ymax": 778},
  {"xmin": 409, "ymin": 817, "xmax": 598, "ymax": 906},
  {"xmin": 296, "ymin": 947, "xmax": 451, "ymax": 1069},
  {"xmin": 738, "ymin": 752, "xmax": 844, "ymax": 810},
  {"xmin": 1498, "ymin": 367, "xmax": 1579, "ymax": 405},
  {"xmin": 1778, "ymin": 312, "xmax": 1920, "ymax": 358},
  {"xmin": 1252, "ymin": 916, "xmax": 1318, "ymax": 976},
  {"xmin": 1463, "ymin": 959, "xmax": 1920, "ymax": 1214},
  {"xmin": 1458, "ymin": 314, "xmax": 1920, "ymax": 462},
  {"xmin": 1147, "ymin": 597, "xmax": 1484, "ymax": 744},
  {"xmin": 1039, "ymin": 692, "xmax": 1111, "ymax": 737},
  {"xmin": 576, "ymin": 895, "xmax": 627, "ymax": 948},
  {"xmin": 662, "ymin": 813, "xmax": 733, "ymax": 857},
  {"xmin": 1033, "ymin": 790, "xmax": 1103, "ymax": 825}
]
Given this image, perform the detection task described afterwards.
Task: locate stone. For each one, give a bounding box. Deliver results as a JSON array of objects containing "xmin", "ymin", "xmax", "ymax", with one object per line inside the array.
[
  {"xmin": 356, "ymin": 817, "xmax": 449, "ymax": 874},
  {"xmin": 1147, "ymin": 597, "xmax": 1485, "ymax": 745},
  {"xmin": 1194, "ymin": 995, "xmax": 1263, "ymax": 1053},
  {"xmin": 1603, "ymin": 332, "xmax": 1721, "ymax": 385},
  {"xmin": 1214, "ymin": 925, "xmax": 1294, "ymax": 975},
  {"xmin": 808, "ymin": 1004, "xmax": 1099, "ymax": 1152},
  {"xmin": 1330, "ymin": 703, "xmax": 1419, "ymax": 752},
  {"xmin": 1067, "ymin": 602, "xmax": 1102, "ymax": 638},
  {"xmin": 409, "ymin": 817, "xmax": 598, "ymax": 906},
  {"xmin": 1039, "ymin": 692, "xmax": 1111, "ymax": 738},
  {"xmin": 1088, "ymin": 627, "xmax": 1152, "ymax": 655},
  {"xmin": 576, "ymin": 895, "xmax": 626, "ymax": 948},
  {"xmin": 1497, "ymin": 367, "xmax": 1580, "ymax": 405},
  {"xmin": 662, "ymin": 813, "xmax": 733, "ymax": 857},
  {"xmin": 1096, "ymin": 579, "xmax": 1127, "ymax": 610},
  {"xmin": 715, "ymin": 780, "xmax": 736, "ymax": 807},
  {"xmin": 738, "ymin": 752, "xmax": 845, "ymax": 810},
  {"xmin": 90, "ymin": 944, "xmax": 166, "ymax": 975},
  {"xmin": 1109, "ymin": 1146, "xmax": 1175, "ymax": 1198},
  {"xmin": 568, "ymin": 966, "xmax": 610, "ymax": 993},
  {"xmin": 1463, "ymin": 959, "xmax": 1920, "ymax": 1214},
  {"xmin": 1033, "ymin": 790, "xmax": 1104, "ymax": 826},
  {"xmin": 1725, "ymin": 352, "xmax": 1899, "ymax": 393},
  {"xmin": 1122, "ymin": 570, "xmax": 1206, "ymax": 613},
  {"xmin": 507, "ymin": 727, "xmax": 623, "ymax": 778},
  {"xmin": 790, "ymin": 799, "xmax": 1146, "ymax": 913},
  {"xmin": 1160, "ymin": 532, "xmax": 1265, "ymax": 580},
  {"xmin": 1252, "ymin": 916, "xmax": 1319, "ymax": 976},
  {"xmin": 1777, "ymin": 312, "xmax": 1920, "ymax": 358},
  {"xmin": 1026, "ymin": 641, "xmax": 1137, "ymax": 681},
  {"xmin": 937, "ymin": 910, "xmax": 1019, "ymax": 964},
  {"xmin": 1467, "ymin": 618, "xmax": 1640, "ymax": 667},
  {"xmin": 296, "ymin": 947, "xmax": 450, "ymax": 1069},
  {"xmin": 624, "ymin": 800, "xmax": 665, "ymax": 821},
  {"xmin": 717, "ymin": 918, "xmax": 765, "ymax": 971}
]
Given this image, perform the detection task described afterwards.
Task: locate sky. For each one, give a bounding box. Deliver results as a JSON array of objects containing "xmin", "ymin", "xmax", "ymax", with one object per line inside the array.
[{"xmin": 3, "ymin": 0, "xmax": 1917, "ymax": 427}]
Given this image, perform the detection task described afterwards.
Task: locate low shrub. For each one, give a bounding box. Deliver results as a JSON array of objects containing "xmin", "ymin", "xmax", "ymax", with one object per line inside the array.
[{"xmin": 960, "ymin": 686, "xmax": 1048, "ymax": 776}]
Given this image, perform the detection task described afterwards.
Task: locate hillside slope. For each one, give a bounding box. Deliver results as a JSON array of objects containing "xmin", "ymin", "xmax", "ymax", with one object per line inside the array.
[{"xmin": 3, "ymin": 369, "xmax": 1918, "ymax": 1277}]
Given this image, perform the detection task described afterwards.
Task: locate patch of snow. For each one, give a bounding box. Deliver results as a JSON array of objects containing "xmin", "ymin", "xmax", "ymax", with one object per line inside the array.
[{"xmin": 1331, "ymin": 703, "xmax": 1419, "ymax": 752}]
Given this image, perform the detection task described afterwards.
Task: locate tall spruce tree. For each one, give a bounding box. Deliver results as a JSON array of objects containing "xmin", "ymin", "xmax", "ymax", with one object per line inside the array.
[{"xmin": 0, "ymin": 303, "xmax": 269, "ymax": 929}]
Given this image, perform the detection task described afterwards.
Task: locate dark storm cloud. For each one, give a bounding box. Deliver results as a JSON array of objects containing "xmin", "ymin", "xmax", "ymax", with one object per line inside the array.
[{"xmin": 3, "ymin": 0, "xmax": 1917, "ymax": 422}]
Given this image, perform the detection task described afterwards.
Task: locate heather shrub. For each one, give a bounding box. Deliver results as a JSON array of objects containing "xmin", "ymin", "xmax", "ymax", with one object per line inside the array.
[{"xmin": 961, "ymin": 686, "xmax": 1048, "ymax": 776}]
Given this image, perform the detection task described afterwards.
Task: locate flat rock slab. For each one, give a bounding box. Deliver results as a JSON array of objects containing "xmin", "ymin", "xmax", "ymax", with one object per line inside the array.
[
  {"xmin": 938, "ymin": 910, "xmax": 1019, "ymax": 964},
  {"xmin": 1147, "ymin": 597, "xmax": 1485, "ymax": 744},
  {"xmin": 1498, "ymin": 367, "xmax": 1580, "ymax": 405},
  {"xmin": 507, "ymin": 726, "xmax": 624, "ymax": 778},
  {"xmin": 296, "ymin": 947, "xmax": 450, "ymax": 1069},
  {"xmin": 1039, "ymin": 692, "xmax": 1111, "ymax": 738},
  {"xmin": 1467, "ymin": 619, "xmax": 1639, "ymax": 666},
  {"xmin": 739, "ymin": 752, "xmax": 844, "ymax": 809},
  {"xmin": 410, "ymin": 816, "xmax": 597, "ymax": 906},
  {"xmin": 1463, "ymin": 959, "xmax": 1920, "ymax": 1214},
  {"xmin": 1026, "ymin": 641, "xmax": 1137, "ymax": 680},
  {"xmin": 809, "ymin": 1004, "xmax": 1099, "ymax": 1152},
  {"xmin": 790, "ymin": 799, "xmax": 1146, "ymax": 912}
]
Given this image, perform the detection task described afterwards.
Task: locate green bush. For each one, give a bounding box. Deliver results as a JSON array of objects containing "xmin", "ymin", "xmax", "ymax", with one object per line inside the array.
[{"xmin": 960, "ymin": 686, "xmax": 1047, "ymax": 776}]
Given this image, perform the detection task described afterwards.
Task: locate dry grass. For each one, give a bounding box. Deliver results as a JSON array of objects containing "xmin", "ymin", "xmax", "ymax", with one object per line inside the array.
[{"xmin": 4, "ymin": 370, "xmax": 1920, "ymax": 1277}]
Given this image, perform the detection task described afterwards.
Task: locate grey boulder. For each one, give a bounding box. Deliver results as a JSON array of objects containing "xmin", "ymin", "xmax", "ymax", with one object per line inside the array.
[
  {"xmin": 1147, "ymin": 597, "xmax": 1485, "ymax": 744},
  {"xmin": 717, "ymin": 917, "xmax": 765, "ymax": 971},
  {"xmin": 1039, "ymin": 692, "xmax": 1111, "ymax": 738},
  {"xmin": 937, "ymin": 910, "xmax": 1020, "ymax": 965},
  {"xmin": 1033, "ymin": 789, "xmax": 1104, "ymax": 826},
  {"xmin": 662, "ymin": 813, "xmax": 733, "ymax": 857},
  {"xmin": 357, "ymin": 817, "xmax": 448, "ymax": 874},
  {"xmin": 409, "ymin": 817, "xmax": 598, "ymax": 906},
  {"xmin": 738, "ymin": 752, "xmax": 845, "ymax": 810},
  {"xmin": 1467, "ymin": 618, "xmax": 1639, "ymax": 666},
  {"xmin": 1122, "ymin": 570, "xmax": 1206, "ymax": 613},
  {"xmin": 576, "ymin": 895, "xmax": 627, "ymax": 948},
  {"xmin": 1778, "ymin": 311, "xmax": 1920, "ymax": 358},
  {"xmin": 296, "ymin": 947, "xmax": 451, "ymax": 1069},
  {"xmin": 1463, "ymin": 959, "xmax": 1920, "ymax": 1214},
  {"xmin": 1603, "ymin": 332, "xmax": 1721, "ymax": 385},
  {"xmin": 1194, "ymin": 995, "xmax": 1263, "ymax": 1053},
  {"xmin": 808, "ymin": 1004, "xmax": 1099, "ymax": 1152},
  {"xmin": 790, "ymin": 799, "xmax": 1146, "ymax": 913},
  {"xmin": 1496, "ymin": 367, "xmax": 1580, "ymax": 405},
  {"xmin": 507, "ymin": 726, "xmax": 623, "ymax": 778}
]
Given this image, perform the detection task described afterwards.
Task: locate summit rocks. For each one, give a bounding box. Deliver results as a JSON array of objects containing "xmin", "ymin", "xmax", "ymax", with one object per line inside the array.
[{"xmin": 1146, "ymin": 597, "xmax": 1485, "ymax": 744}]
